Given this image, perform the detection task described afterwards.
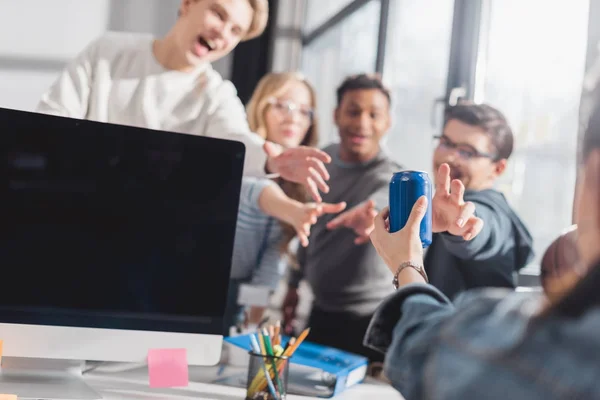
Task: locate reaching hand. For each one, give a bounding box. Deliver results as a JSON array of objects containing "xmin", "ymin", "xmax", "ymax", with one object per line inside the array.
[
  {"xmin": 432, "ymin": 163, "xmax": 484, "ymax": 240},
  {"xmin": 264, "ymin": 142, "xmax": 332, "ymax": 203},
  {"xmin": 326, "ymin": 200, "xmax": 378, "ymax": 245},
  {"xmin": 370, "ymin": 197, "xmax": 428, "ymax": 274},
  {"xmin": 289, "ymin": 201, "xmax": 347, "ymax": 247}
]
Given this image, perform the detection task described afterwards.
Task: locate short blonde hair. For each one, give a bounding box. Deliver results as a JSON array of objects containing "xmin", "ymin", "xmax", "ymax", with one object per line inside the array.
[
  {"xmin": 243, "ymin": 0, "xmax": 269, "ymax": 41},
  {"xmin": 246, "ymin": 72, "xmax": 318, "ymax": 147}
]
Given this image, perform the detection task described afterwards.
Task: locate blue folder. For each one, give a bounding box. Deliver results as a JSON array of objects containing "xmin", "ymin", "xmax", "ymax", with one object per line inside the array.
[{"xmin": 223, "ymin": 334, "xmax": 369, "ymax": 397}]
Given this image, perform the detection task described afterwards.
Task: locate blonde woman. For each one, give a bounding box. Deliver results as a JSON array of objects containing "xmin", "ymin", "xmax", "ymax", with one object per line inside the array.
[{"xmin": 224, "ymin": 73, "xmax": 345, "ymax": 333}]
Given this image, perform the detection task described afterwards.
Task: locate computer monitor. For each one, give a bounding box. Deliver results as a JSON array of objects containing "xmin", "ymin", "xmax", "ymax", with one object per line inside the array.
[{"xmin": 0, "ymin": 107, "xmax": 246, "ymax": 399}]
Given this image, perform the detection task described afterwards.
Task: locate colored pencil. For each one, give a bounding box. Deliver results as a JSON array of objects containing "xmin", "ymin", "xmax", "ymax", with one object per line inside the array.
[
  {"xmin": 268, "ymin": 325, "xmax": 275, "ymax": 339},
  {"xmin": 262, "ymin": 328, "xmax": 285, "ymax": 395},
  {"xmin": 273, "ymin": 320, "xmax": 281, "ymax": 345},
  {"xmin": 251, "ymin": 328, "xmax": 311, "ymax": 393},
  {"xmin": 249, "ymin": 334, "xmax": 278, "ymax": 399},
  {"xmin": 283, "ymin": 328, "xmax": 310, "ymax": 357}
]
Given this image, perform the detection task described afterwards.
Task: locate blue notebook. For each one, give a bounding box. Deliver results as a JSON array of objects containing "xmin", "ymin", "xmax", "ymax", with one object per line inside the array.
[{"xmin": 224, "ymin": 334, "xmax": 368, "ymax": 397}]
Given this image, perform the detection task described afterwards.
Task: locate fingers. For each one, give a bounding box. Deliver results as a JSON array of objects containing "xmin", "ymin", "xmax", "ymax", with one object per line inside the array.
[
  {"xmin": 297, "ymin": 231, "xmax": 309, "ymax": 247},
  {"xmin": 308, "ymin": 166, "xmax": 329, "ymax": 193},
  {"xmin": 373, "ymin": 206, "xmax": 389, "ymax": 234},
  {"xmin": 405, "ymin": 196, "xmax": 429, "ymax": 233},
  {"xmin": 320, "ymin": 201, "xmax": 347, "ymax": 214},
  {"xmin": 450, "ymin": 179, "xmax": 465, "ymax": 205},
  {"xmin": 300, "ymin": 147, "xmax": 332, "ymax": 165},
  {"xmin": 305, "ymin": 177, "xmax": 322, "ymax": 203},
  {"xmin": 462, "ymin": 217, "xmax": 484, "ymax": 241},
  {"xmin": 326, "ymin": 211, "xmax": 348, "ymax": 230},
  {"xmin": 307, "ymin": 157, "xmax": 331, "ymax": 182},
  {"xmin": 456, "ymin": 201, "xmax": 475, "ymax": 228},
  {"xmin": 436, "ymin": 163, "xmax": 451, "ymax": 194},
  {"xmin": 362, "ymin": 199, "xmax": 376, "ymax": 212},
  {"xmin": 354, "ymin": 235, "xmax": 371, "ymax": 245},
  {"xmin": 354, "ymin": 227, "xmax": 375, "ymax": 245}
]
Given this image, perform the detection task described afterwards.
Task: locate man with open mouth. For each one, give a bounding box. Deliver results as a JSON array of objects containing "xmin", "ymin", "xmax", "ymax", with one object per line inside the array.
[{"xmin": 36, "ymin": 0, "xmax": 331, "ymax": 202}]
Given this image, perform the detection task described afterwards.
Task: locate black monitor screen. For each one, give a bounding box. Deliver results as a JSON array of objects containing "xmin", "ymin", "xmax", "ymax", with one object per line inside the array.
[{"xmin": 0, "ymin": 108, "xmax": 245, "ymax": 335}]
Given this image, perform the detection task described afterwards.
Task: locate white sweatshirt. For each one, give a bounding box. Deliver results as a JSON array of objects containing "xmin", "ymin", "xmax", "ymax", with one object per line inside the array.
[{"xmin": 36, "ymin": 31, "xmax": 267, "ymax": 177}]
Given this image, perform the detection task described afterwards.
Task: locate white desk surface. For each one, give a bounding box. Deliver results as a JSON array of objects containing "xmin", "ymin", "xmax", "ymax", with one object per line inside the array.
[{"xmin": 83, "ymin": 362, "xmax": 404, "ymax": 400}]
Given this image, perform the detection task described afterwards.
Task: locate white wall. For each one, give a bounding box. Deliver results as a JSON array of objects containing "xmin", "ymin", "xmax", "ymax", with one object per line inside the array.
[{"xmin": 0, "ymin": 0, "xmax": 233, "ymax": 112}]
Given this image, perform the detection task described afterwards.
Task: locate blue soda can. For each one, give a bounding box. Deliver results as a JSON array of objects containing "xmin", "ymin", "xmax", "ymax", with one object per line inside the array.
[{"xmin": 389, "ymin": 170, "xmax": 433, "ymax": 247}]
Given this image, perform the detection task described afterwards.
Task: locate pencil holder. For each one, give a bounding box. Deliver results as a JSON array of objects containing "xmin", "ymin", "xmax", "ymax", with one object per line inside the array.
[{"xmin": 246, "ymin": 351, "xmax": 289, "ymax": 400}]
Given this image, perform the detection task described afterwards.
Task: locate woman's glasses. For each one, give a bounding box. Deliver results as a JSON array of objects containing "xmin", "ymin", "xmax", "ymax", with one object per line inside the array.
[{"xmin": 267, "ymin": 98, "xmax": 314, "ymax": 123}]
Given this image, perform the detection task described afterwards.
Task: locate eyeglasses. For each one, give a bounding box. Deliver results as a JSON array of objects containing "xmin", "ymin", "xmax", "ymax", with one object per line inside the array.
[
  {"xmin": 267, "ymin": 98, "xmax": 314, "ymax": 122},
  {"xmin": 433, "ymin": 135, "xmax": 496, "ymax": 160}
]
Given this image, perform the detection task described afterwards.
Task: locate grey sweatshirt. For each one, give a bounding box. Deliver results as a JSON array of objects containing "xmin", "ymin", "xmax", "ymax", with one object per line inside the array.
[{"xmin": 289, "ymin": 144, "xmax": 402, "ymax": 315}]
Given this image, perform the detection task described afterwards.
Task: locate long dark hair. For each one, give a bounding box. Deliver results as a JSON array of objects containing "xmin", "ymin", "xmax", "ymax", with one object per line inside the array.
[{"xmin": 544, "ymin": 95, "xmax": 600, "ymax": 318}]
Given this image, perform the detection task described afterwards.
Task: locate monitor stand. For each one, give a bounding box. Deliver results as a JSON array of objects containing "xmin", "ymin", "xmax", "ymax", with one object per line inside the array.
[{"xmin": 0, "ymin": 357, "xmax": 102, "ymax": 400}]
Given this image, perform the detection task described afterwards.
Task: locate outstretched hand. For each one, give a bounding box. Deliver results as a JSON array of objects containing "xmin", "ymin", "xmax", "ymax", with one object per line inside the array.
[
  {"xmin": 291, "ymin": 201, "xmax": 347, "ymax": 247},
  {"xmin": 264, "ymin": 142, "xmax": 331, "ymax": 203},
  {"xmin": 326, "ymin": 200, "xmax": 378, "ymax": 245},
  {"xmin": 432, "ymin": 163, "xmax": 484, "ymax": 240}
]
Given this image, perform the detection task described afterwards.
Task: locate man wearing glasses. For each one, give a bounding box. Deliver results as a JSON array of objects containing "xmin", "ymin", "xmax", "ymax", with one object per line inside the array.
[{"xmin": 426, "ymin": 103, "xmax": 535, "ymax": 299}]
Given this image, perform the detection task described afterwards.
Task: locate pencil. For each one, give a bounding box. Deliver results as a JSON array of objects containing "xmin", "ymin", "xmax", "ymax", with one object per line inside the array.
[
  {"xmin": 268, "ymin": 325, "xmax": 275, "ymax": 340},
  {"xmin": 248, "ymin": 329, "xmax": 287, "ymax": 395},
  {"xmin": 252, "ymin": 328, "xmax": 310, "ymax": 394},
  {"xmin": 257, "ymin": 331, "xmax": 267, "ymax": 355},
  {"xmin": 283, "ymin": 337, "xmax": 295, "ymax": 351},
  {"xmin": 262, "ymin": 328, "xmax": 285, "ymax": 395},
  {"xmin": 283, "ymin": 328, "xmax": 310, "ymax": 357},
  {"xmin": 250, "ymin": 326, "xmax": 312, "ymax": 394},
  {"xmin": 250, "ymin": 334, "xmax": 278, "ymax": 399},
  {"xmin": 273, "ymin": 321, "xmax": 281, "ymax": 346}
]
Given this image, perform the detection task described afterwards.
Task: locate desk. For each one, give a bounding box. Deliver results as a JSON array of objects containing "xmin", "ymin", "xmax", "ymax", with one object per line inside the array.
[{"xmin": 84, "ymin": 363, "xmax": 404, "ymax": 400}]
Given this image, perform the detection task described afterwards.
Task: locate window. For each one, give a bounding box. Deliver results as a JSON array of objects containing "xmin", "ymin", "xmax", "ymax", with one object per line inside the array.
[
  {"xmin": 382, "ymin": 0, "xmax": 455, "ymax": 172},
  {"xmin": 302, "ymin": 0, "xmax": 381, "ymax": 145},
  {"xmin": 303, "ymin": 0, "xmax": 358, "ymax": 33},
  {"xmin": 477, "ymin": 0, "xmax": 589, "ymax": 272}
]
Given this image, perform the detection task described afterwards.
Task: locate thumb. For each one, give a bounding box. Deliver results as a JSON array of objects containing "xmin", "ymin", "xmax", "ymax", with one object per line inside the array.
[
  {"xmin": 320, "ymin": 201, "xmax": 347, "ymax": 214},
  {"xmin": 263, "ymin": 141, "xmax": 283, "ymax": 158},
  {"xmin": 405, "ymin": 196, "xmax": 428, "ymax": 234}
]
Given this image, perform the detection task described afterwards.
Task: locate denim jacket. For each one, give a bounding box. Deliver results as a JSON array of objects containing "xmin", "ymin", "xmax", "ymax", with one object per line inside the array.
[{"xmin": 363, "ymin": 283, "xmax": 600, "ymax": 400}]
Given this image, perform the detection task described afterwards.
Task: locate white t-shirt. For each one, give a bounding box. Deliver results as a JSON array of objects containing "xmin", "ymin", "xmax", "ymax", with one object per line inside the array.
[{"xmin": 36, "ymin": 31, "xmax": 266, "ymax": 176}]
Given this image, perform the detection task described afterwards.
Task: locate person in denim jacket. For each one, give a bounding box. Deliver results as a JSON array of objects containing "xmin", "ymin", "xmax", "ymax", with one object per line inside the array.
[{"xmin": 364, "ymin": 100, "xmax": 600, "ymax": 399}]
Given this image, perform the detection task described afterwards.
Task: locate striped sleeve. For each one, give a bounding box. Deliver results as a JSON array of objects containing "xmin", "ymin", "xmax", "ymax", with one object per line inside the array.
[
  {"xmin": 249, "ymin": 238, "xmax": 286, "ymax": 289},
  {"xmin": 240, "ymin": 177, "xmax": 276, "ymax": 213}
]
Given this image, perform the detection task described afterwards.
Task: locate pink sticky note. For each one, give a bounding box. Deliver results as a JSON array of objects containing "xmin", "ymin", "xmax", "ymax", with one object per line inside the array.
[{"xmin": 148, "ymin": 348, "xmax": 189, "ymax": 388}]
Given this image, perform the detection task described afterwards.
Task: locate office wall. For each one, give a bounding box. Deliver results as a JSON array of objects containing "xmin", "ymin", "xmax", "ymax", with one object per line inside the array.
[{"xmin": 0, "ymin": 0, "xmax": 233, "ymax": 112}]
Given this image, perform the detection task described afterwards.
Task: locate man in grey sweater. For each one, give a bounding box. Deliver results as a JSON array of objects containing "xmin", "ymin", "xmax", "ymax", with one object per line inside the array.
[{"xmin": 281, "ymin": 74, "xmax": 401, "ymax": 362}]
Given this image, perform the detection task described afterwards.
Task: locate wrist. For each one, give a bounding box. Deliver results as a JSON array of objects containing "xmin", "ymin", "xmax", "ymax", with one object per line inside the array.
[
  {"xmin": 265, "ymin": 157, "xmax": 279, "ymax": 174},
  {"xmin": 392, "ymin": 261, "xmax": 428, "ymax": 288},
  {"xmin": 279, "ymin": 200, "xmax": 304, "ymax": 225}
]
